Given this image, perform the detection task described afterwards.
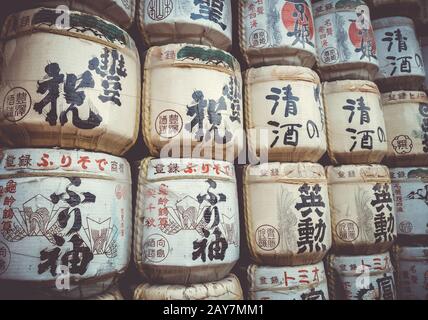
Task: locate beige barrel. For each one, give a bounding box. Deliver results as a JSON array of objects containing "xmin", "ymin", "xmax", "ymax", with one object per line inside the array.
[
  {"xmin": 396, "ymin": 246, "xmax": 428, "ymax": 300},
  {"xmin": 382, "ymin": 91, "xmax": 428, "ymax": 167},
  {"xmin": 142, "ymin": 43, "xmax": 244, "ymax": 161},
  {"xmin": 422, "ymin": 37, "xmax": 428, "ymax": 91},
  {"xmin": 313, "ymin": 0, "xmax": 379, "ymax": 81},
  {"xmin": 134, "ymin": 274, "xmax": 243, "ymax": 300},
  {"xmin": 239, "ymin": 0, "xmax": 317, "ymax": 68},
  {"xmin": 8, "ymin": 0, "xmax": 136, "ymax": 29},
  {"xmin": 0, "ymin": 8, "xmax": 141, "ymax": 156},
  {"xmin": 327, "ymin": 252, "xmax": 397, "ymax": 300},
  {"xmin": 323, "ymin": 80, "xmax": 387, "ymax": 164},
  {"xmin": 327, "ymin": 165, "xmax": 397, "ymax": 255},
  {"xmin": 390, "ymin": 168, "xmax": 428, "ymax": 238},
  {"xmin": 134, "ymin": 157, "xmax": 240, "ymax": 284},
  {"xmin": 373, "ymin": 17, "xmax": 425, "ymax": 92},
  {"xmin": 138, "ymin": 0, "xmax": 232, "ymax": 51},
  {"xmin": 90, "ymin": 287, "xmax": 125, "ymax": 300},
  {"xmin": 245, "ymin": 66, "xmax": 327, "ymax": 162},
  {"xmin": 0, "ymin": 148, "xmax": 132, "ymax": 299},
  {"xmin": 244, "ymin": 162, "xmax": 331, "ymax": 266},
  {"xmin": 247, "ymin": 262, "xmax": 329, "ymax": 300}
]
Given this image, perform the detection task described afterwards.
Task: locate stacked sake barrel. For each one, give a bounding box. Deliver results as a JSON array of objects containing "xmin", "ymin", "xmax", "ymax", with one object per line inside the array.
[
  {"xmin": 311, "ymin": 0, "xmax": 399, "ymax": 300},
  {"xmin": 133, "ymin": 0, "xmax": 244, "ymax": 300},
  {"xmin": 368, "ymin": 0, "xmax": 428, "ymax": 300},
  {"xmin": 0, "ymin": 3, "xmax": 140, "ymax": 299},
  {"xmin": 239, "ymin": 0, "xmax": 331, "ymax": 300}
]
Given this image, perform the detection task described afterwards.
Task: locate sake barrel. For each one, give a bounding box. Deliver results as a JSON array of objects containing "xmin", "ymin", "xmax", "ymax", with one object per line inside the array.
[
  {"xmin": 133, "ymin": 274, "xmax": 243, "ymax": 300},
  {"xmin": 313, "ymin": 0, "xmax": 379, "ymax": 81},
  {"xmin": 323, "ymin": 80, "xmax": 387, "ymax": 164},
  {"xmin": 247, "ymin": 262, "xmax": 329, "ymax": 300},
  {"xmin": 327, "ymin": 252, "xmax": 397, "ymax": 300},
  {"xmin": 244, "ymin": 162, "xmax": 332, "ymax": 266},
  {"xmin": 422, "ymin": 37, "xmax": 428, "ymax": 91},
  {"xmin": 0, "ymin": 148, "xmax": 132, "ymax": 299},
  {"xmin": 373, "ymin": 17, "xmax": 426, "ymax": 92},
  {"xmin": 8, "ymin": 0, "xmax": 136, "ymax": 29},
  {"xmin": 239, "ymin": 0, "xmax": 317, "ymax": 68},
  {"xmin": 327, "ymin": 165, "xmax": 397, "ymax": 255},
  {"xmin": 138, "ymin": 0, "xmax": 232, "ymax": 51},
  {"xmin": 390, "ymin": 168, "xmax": 428, "ymax": 240},
  {"xmin": 397, "ymin": 246, "xmax": 428, "ymax": 300},
  {"xmin": 0, "ymin": 8, "xmax": 141, "ymax": 156},
  {"xmin": 382, "ymin": 91, "xmax": 428, "ymax": 167},
  {"xmin": 134, "ymin": 157, "xmax": 240, "ymax": 284},
  {"xmin": 245, "ymin": 66, "xmax": 327, "ymax": 162},
  {"xmin": 142, "ymin": 43, "xmax": 244, "ymax": 161}
]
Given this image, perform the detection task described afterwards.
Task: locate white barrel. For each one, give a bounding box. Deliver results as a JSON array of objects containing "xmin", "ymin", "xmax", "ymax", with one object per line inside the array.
[
  {"xmin": 373, "ymin": 17, "xmax": 425, "ymax": 91},
  {"xmin": 239, "ymin": 0, "xmax": 317, "ymax": 68},
  {"xmin": 245, "ymin": 66, "xmax": 327, "ymax": 162},
  {"xmin": 133, "ymin": 274, "xmax": 243, "ymax": 300},
  {"xmin": 313, "ymin": 0, "xmax": 379, "ymax": 81},
  {"xmin": 142, "ymin": 43, "xmax": 244, "ymax": 161},
  {"xmin": 397, "ymin": 246, "xmax": 428, "ymax": 300},
  {"xmin": 0, "ymin": 8, "xmax": 141, "ymax": 156},
  {"xmin": 134, "ymin": 157, "xmax": 240, "ymax": 284},
  {"xmin": 0, "ymin": 148, "xmax": 132, "ymax": 299},
  {"xmin": 9, "ymin": 0, "xmax": 136, "ymax": 29},
  {"xmin": 244, "ymin": 162, "xmax": 331, "ymax": 266},
  {"xmin": 382, "ymin": 91, "xmax": 428, "ymax": 167},
  {"xmin": 327, "ymin": 165, "xmax": 397, "ymax": 255},
  {"xmin": 327, "ymin": 252, "xmax": 397, "ymax": 300},
  {"xmin": 247, "ymin": 262, "xmax": 329, "ymax": 300},
  {"xmin": 323, "ymin": 80, "xmax": 387, "ymax": 164},
  {"xmin": 390, "ymin": 168, "xmax": 428, "ymax": 238},
  {"xmin": 138, "ymin": 0, "xmax": 232, "ymax": 51}
]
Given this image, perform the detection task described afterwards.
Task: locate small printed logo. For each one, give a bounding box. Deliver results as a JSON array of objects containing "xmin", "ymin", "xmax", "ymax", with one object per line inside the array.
[
  {"xmin": 147, "ymin": 0, "xmax": 173, "ymax": 21},
  {"xmin": 336, "ymin": 219, "xmax": 359, "ymax": 242},
  {"xmin": 143, "ymin": 234, "xmax": 170, "ymax": 263},
  {"xmin": 155, "ymin": 109, "xmax": 183, "ymax": 139},
  {"xmin": 2, "ymin": 87, "xmax": 32, "ymax": 122},
  {"xmin": 392, "ymin": 135, "xmax": 413, "ymax": 154},
  {"xmin": 255, "ymin": 224, "xmax": 280, "ymax": 251}
]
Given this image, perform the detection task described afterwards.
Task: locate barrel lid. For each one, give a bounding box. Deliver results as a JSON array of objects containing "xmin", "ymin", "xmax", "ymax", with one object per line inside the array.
[
  {"xmin": 372, "ymin": 16, "xmax": 415, "ymax": 30},
  {"xmin": 245, "ymin": 162, "xmax": 326, "ymax": 184},
  {"xmin": 246, "ymin": 66, "xmax": 320, "ymax": 85},
  {"xmin": 139, "ymin": 157, "xmax": 236, "ymax": 182},
  {"xmin": 144, "ymin": 43, "xmax": 240, "ymax": 74},
  {"xmin": 134, "ymin": 274, "xmax": 242, "ymax": 300},
  {"xmin": 323, "ymin": 80, "xmax": 380, "ymax": 95},
  {"xmin": 390, "ymin": 167, "xmax": 428, "ymax": 182},
  {"xmin": 330, "ymin": 251, "xmax": 393, "ymax": 275},
  {"xmin": 398, "ymin": 246, "xmax": 428, "ymax": 260},
  {"xmin": 0, "ymin": 148, "xmax": 131, "ymax": 181},
  {"xmin": 1, "ymin": 7, "xmax": 137, "ymax": 51},
  {"xmin": 327, "ymin": 165, "xmax": 390, "ymax": 184},
  {"xmin": 313, "ymin": 0, "xmax": 370, "ymax": 17},
  {"xmin": 381, "ymin": 91, "xmax": 428, "ymax": 105},
  {"xmin": 248, "ymin": 262, "xmax": 326, "ymax": 292}
]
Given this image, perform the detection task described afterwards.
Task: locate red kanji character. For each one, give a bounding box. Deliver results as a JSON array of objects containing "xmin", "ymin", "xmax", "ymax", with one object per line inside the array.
[
  {"xmin": 2, "ymin": 208, "xmax": 14, "ymax": 219},
  {"xmin": 3, "ymin": 196, "xmax": 15, "ymax": 207},
  {"xmin": 298, "ymin": 269, "xmax": 310, "ymax": 284},
  {"xmin": 373, "ymin": 258, "xmax": 382, "ymax": 270},
  {"xmin": 312, "ymin": 266, "xmax": 320, "ymax": 282},
  {"xmin": 184, "ymin": 163, "xmax": 194, "ymax": 174},
  {"xmin": 37, "ymin": 153, "xmax": 52, "ymax": 167},
  {"xmin": 283, "ymin": 272, "xmax": 296, "ymax": 287},
  {"xmin": 1, "ymin": 221, "xmax": 12, "ymax": 232},
  {"xmin": 77, "ymin": 156, "xmax": 91, "ymax": 169},
  {"xmin": 158, "ymin": 217, "xmax": 169, "ymax": 228},
  {"xmin": 144, "ymin": 188, "xmax": 156, "ymax": 198},
  {"xmin": 144, "ymin": 217, "xmax": 156, "ymax": 227},
  {"xmin": 201, "ymin": 163, "xmax": 210, "ymax": 173},
  {"xmin": 5, "ymin": 180, "xmax": 16, "ymax": 193},
  {"xmin": 260, "ymin": 276, "xmax": 267, "ymax": 285},
  {"xmin": 213, "ymin": 164, "xmax": 221, "ymax": 174},
  {"xmin": 159, "ymin": 184, "xmax": 168, "ymax": 196},
  {"xmin": 60, "ymin": 155, "xmax": 72, "ymax": 168},
  {"xmin": 95, "ymin": 159, "xmax": 108, "ymax": 171},
  {"xmin": 158, "ymin": 207, "xmax": 168, "ymax": 216},
  {"xmin": 158, "ymin": 197, "xmax": 169, "ymax": 206},
  {"xmin": 146, "ymin": 204, "xmax": 156, "ymax": 212},
  {"xmin": 223, "ymin": 165, "xmax": 230, "ymax": 176}
]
